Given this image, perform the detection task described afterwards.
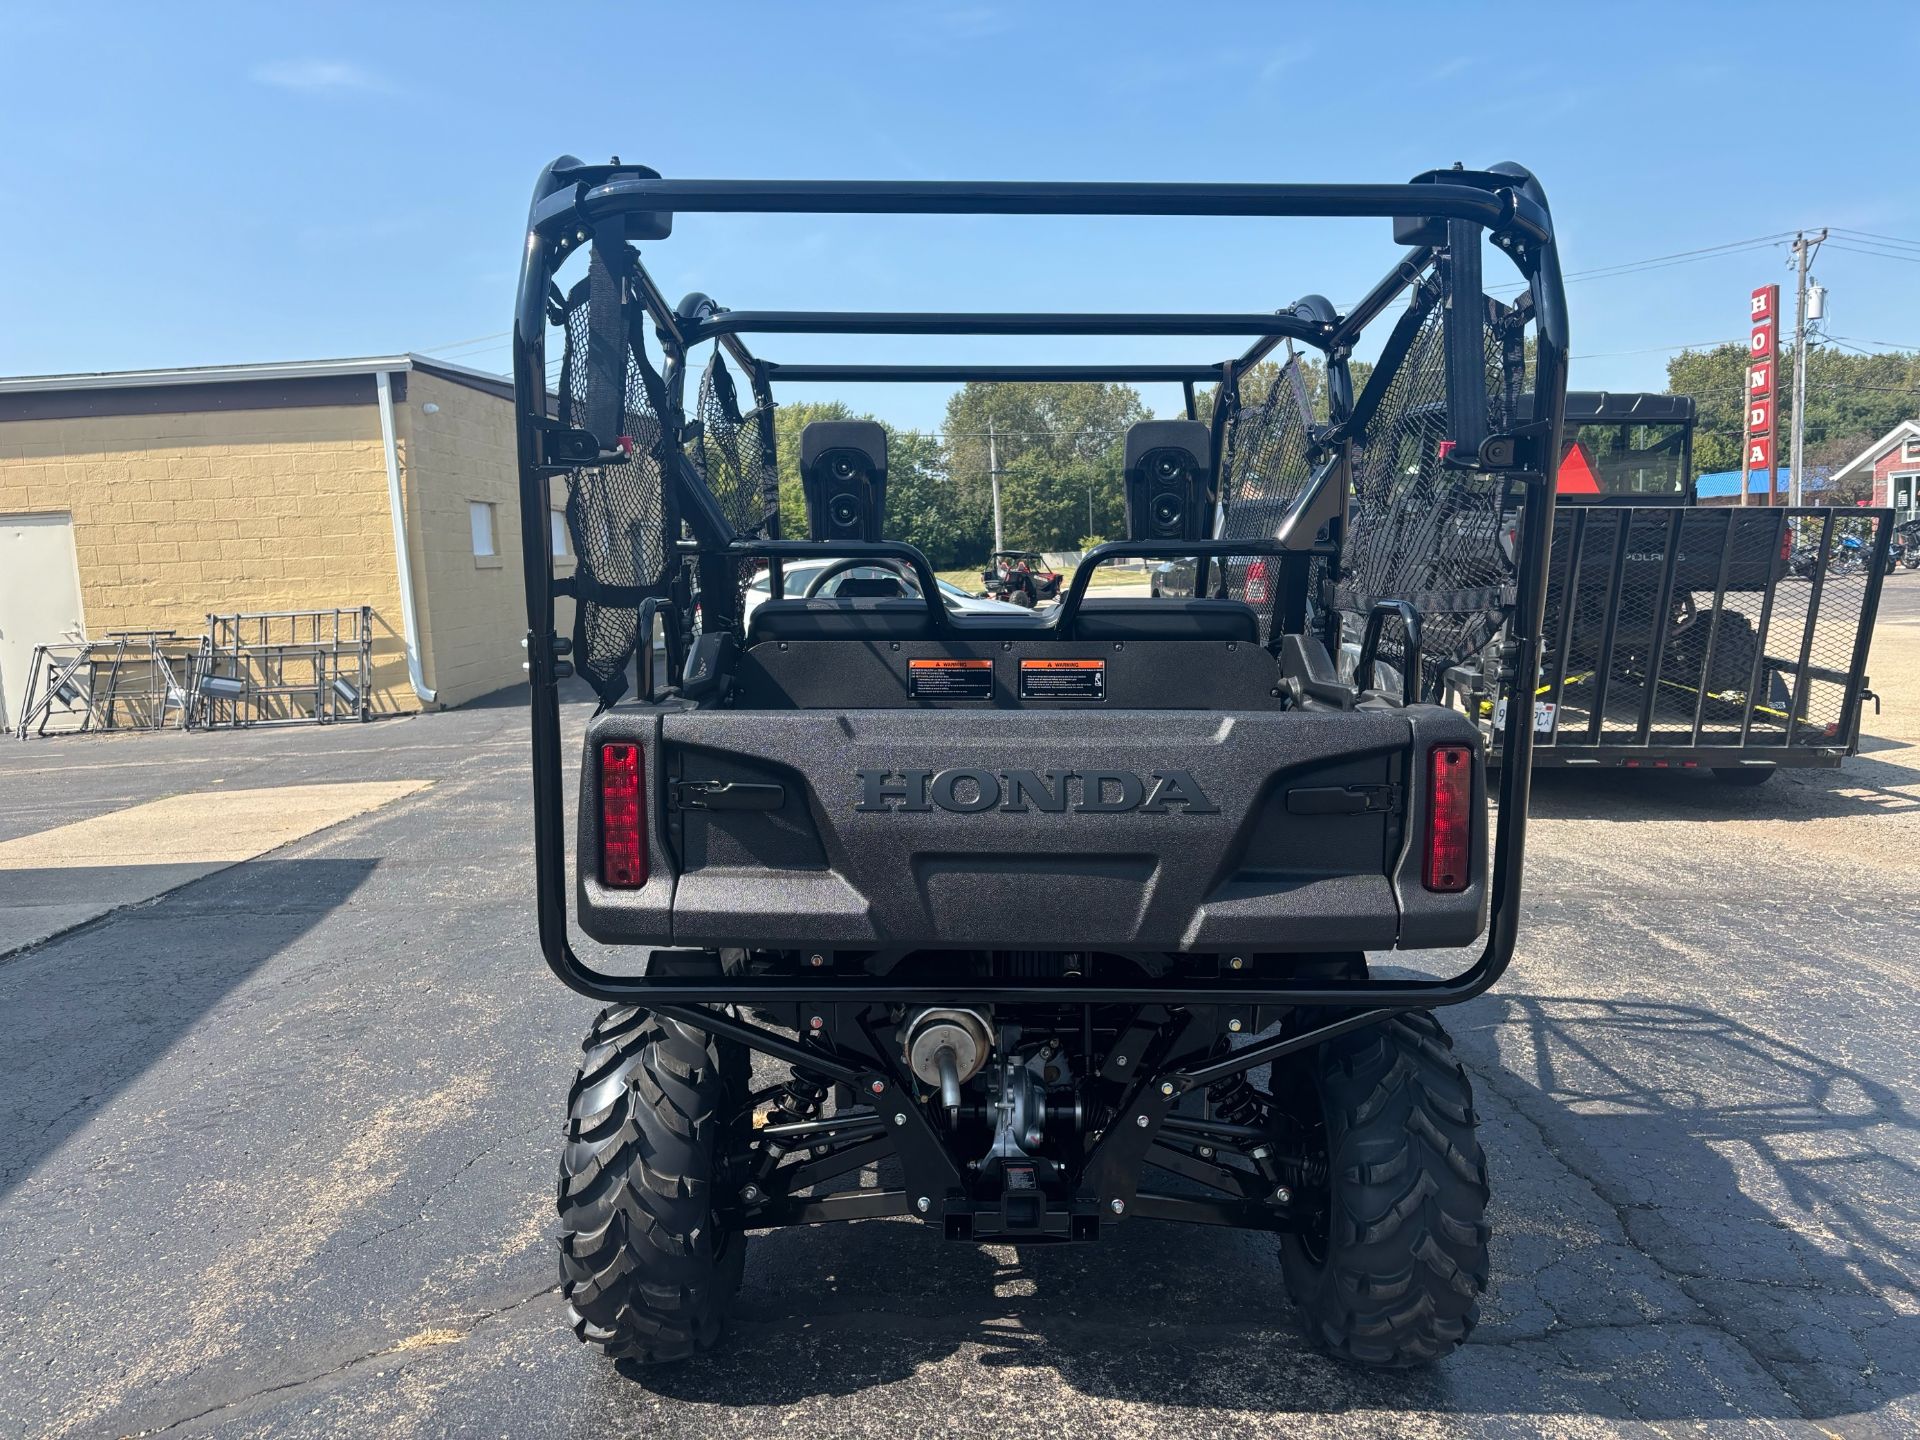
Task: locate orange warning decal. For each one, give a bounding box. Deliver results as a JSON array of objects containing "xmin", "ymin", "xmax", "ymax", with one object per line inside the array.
[
  {"xmin": 1018, "ymin": 657, "xmax": 1106, "ymax": 700},
  {"xmin": 908, "ymin": 658, "xmax": 992, "ymax": 670}
]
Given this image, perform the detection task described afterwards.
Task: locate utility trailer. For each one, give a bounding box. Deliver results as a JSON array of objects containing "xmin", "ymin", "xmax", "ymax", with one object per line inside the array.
[
  {"xmin": 1451, "ymin": 393, "xmax": 1892, "ymax": 783},
  {"xmin": 512, "ymin": 158, "xmax": 1569, "ymax": 1369}
]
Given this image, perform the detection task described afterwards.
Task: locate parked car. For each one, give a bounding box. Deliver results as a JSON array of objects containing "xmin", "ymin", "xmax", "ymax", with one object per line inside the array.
[
  {"xmin": 741, "ymin": 560, "xmax": 1034, "ymax": 625},
  {"xmin": 1148, "ymin": 497, "xmax": 1293, "ymax": 604}
]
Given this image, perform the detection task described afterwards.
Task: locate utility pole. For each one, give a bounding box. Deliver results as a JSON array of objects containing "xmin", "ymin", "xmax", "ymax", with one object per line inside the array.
[
  {"xmin": 1788, "ymin": 229, "xmax": 1826, "ymax": 507},
  {"xmin": 988, "ymin": 416, "xmax": 1004, "ymax": 553}
]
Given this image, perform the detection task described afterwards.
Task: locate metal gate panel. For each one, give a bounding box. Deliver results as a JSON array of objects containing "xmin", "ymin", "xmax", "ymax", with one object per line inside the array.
[{"xmin": 1516, "ymin": 505, "xmax": 1889, "ymax": 766}]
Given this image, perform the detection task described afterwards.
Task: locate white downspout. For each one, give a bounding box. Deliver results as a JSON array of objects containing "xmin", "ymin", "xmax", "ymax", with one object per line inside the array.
[{"xmin": 376, "ymin": 369, "xmax": 437, "ymax": 705}]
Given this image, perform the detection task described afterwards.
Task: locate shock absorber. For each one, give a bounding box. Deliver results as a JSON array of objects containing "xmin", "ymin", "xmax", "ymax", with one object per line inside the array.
[
  {"xmin": 743, "ymin": 1061, "xmax": 833, "ymax": 1201},
  {"xmin": 1208, "ymin": 1073, "xmax": 1265, "ymax": 1128},
  {"xmin": 772, "ymin": 1066, "xmax": 831, "ymax": 1126},
  {"xmin": 1274, "ymin": 1151, "xmax": 1331, "ymax": 1189},
  {"xmin": 1208, "ymin": 1072, "xmax": 1291, "ymax": 1189}
]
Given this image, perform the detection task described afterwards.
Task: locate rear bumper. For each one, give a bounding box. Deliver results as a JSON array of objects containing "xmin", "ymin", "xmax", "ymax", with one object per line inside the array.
[{"xmin": 577, "ymin": 705, "xmax": 1489, "ymax": 954}]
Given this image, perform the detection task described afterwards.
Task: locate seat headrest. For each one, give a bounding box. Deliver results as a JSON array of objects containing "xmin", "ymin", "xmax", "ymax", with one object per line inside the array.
[{"xmin": 834, "ymin": 575, "xmax": 911, "ymax": 599}]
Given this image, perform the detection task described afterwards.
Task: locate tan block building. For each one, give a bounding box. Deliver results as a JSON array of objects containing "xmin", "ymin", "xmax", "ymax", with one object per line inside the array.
[{"xmin": 0, "ymin": 356, "xmax": 570, "ymax": 728}]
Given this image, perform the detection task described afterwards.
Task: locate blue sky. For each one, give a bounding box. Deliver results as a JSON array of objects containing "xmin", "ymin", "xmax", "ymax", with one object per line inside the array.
[{"xmin": 3, "ymin": 1, "xmax": 1917, "ymax": 432}]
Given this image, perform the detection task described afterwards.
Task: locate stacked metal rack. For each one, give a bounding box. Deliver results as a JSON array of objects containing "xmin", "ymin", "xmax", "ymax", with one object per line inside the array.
[
  {"xmin": 13, "ymin": 630, "xmax": 202, "ymax": 739},
  {"xmin": 193, "ymin": 607, "xmax": 374, "ymax": 729}
]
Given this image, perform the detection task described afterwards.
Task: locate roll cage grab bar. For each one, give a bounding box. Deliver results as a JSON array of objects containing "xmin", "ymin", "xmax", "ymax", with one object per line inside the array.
[{"xmin": 512, "ymin": 157, "xmax": 1570, "ymax": 1086}]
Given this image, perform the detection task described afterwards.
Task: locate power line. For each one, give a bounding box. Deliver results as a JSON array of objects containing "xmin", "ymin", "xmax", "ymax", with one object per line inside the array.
[
  {"xmin": 1824, "ymin": 241, "xmax": 1920, "ymax": 265},
  {"xmin": 1822, "ymin": 335, "xmax": 1920, "ymax": 358},
  {"xmin": 1571, "ymin": 339, "xmax": 1742, "ymax": 359},
  {"xmin": 419, "ymin": 330, "xmax": 511, "ymax": 356},
  {"xmin": 1831, "ymin": 227, "xmax": 1920, "ymax": 252},
  {"xmin": 1560, "ymin": 233, "xmax": 1796, "ymax": 283}
]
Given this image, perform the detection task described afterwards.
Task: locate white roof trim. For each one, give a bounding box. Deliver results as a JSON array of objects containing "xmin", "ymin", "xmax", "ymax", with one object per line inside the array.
[
  {"xmin": 0, "ymin": 355, "xmax": 417, "ymax": 394},
  {"xmin": 0, "ymin": 353, "xmax": 513, "ymax": 397},
  {"xmin": 1828, "ymin": 418, "xmax": 1920, "ymax": 482},
  {"xmin": 406, "ymin": 353, "xmax": 515, "ymax": 390}
]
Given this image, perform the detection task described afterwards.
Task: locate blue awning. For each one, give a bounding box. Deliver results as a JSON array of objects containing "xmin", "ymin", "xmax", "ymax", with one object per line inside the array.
[{"xmin": 1696, "ymin": 468, "xmax": 1823, "ymax": 499}]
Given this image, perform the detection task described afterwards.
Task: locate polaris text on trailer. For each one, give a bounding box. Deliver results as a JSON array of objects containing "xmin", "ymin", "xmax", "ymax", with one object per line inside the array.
[{"xmin": 511, "ymin": 158, "xmax": 1569, "ymax": 1368}]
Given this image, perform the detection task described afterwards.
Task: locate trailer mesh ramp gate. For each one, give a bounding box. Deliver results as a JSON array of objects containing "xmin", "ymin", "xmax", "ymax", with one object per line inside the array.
[
  {"xmin": 194, "ymin": 608, "xmax": 374, "ymax": 729},
  {"xmin": 1491, "ymin": 505, "xmax": 1890, "ymax": 768},
  {"xmin": 13, "ymin": 631, "xmax": 201, "ymax": 738}
]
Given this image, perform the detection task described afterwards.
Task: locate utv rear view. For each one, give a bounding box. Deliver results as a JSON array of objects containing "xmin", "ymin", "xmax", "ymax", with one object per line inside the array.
[{"xmin": 510, "ymin": 159, "xmax": 1568, "ymax": 1368}]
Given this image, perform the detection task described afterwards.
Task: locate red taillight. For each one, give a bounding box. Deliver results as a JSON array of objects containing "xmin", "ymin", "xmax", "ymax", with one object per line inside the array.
[
  {"xmin": 1244, "ymin": 559, "xmax": 1270, "ymax": 604},
  {"xmin": 1423, "ymin": 744, "xmax": 1472, "ymax": 893},
  {"xmin": 600, "ymin": 742, "xmax": 646, "ymax": 888}
]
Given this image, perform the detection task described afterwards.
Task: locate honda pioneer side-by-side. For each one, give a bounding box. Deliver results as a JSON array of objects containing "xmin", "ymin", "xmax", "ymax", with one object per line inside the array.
[{"xmin": 511, "ymin": 158, "xmax": 1568, "ymax": 1368}]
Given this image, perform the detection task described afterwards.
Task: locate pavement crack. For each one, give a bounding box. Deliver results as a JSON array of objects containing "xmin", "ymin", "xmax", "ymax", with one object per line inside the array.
[
  {"xmin": 1463, "ymin": 1050, "xmax": 1824, "ymax": 1417},
  {"xmin": 344, "ymin": 1127, "xmax": 527, "ymax": 1251},
  {"xmin": 126, "ymin": 1283, "xmax": 557, "ymax": 1437}
]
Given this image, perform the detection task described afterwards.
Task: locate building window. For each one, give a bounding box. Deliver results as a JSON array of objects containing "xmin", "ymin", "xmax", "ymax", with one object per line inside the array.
[
  {"xmin": 549, "ymin": 510, "xmax": 572, "ymax": 560},
  {"xmin": 469, "ymin": 501, "xmax": 497, "ymax": 558},
  {"xmin": 1904, "ymin": 439, "xmax": 1920, "ymax": 462}
]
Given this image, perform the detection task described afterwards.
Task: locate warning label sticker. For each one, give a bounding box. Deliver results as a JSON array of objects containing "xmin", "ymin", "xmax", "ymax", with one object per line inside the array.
[
  {"xmin": 1019, "ymin": 657, "xmax": 1106, "ymax": 701},
  {"xmin": 908, "ymin": 657, "xmax": 993, "ymax": 699}
]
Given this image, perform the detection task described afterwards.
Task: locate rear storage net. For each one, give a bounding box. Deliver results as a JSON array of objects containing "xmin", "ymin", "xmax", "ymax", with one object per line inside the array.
[
  {"xmin": 690, "ymin": 350, "xmax": 779, "ymax": 619},
  {"xmin": 557, "ymin": 277, "xmax": 678, "ymax": 704},
  {"xmin": 1216, "ymin": 355, "xmax": 1318, "ymax": 643},
  {"xmin": 1337, "ymin": 280, "xmax": 1517, "ymax": 700}
]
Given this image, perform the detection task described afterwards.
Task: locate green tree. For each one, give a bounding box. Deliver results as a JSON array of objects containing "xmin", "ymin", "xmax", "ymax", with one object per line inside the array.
[
  {"xmin": 768, "ymin": 399, "xmax": 987, "ymax": 565},
  {"xmin": 885, "ymin": 426, "xmax": 989, "ymax": 567},
  {"xmin": 1191, "ymin": 354, "xmax": 1374, "ymax": 429},
  {"xmin": 770, "ymin": 399, "xmax": 857, "ymax": 537},
  {"xmin": 941, "ymin": 380, "xmax": 1151, "ymax": 556},
  {"xmin": 996, "ymin": 449, "xmax": 1125, "ymax": 552},
  {"xmin": 944, "ymin": 381, "xmax": 1148, "ymax": 482},
  {"xmin": 1666, "ymin": 342, "xmax": 1920, "ymax": 491}
]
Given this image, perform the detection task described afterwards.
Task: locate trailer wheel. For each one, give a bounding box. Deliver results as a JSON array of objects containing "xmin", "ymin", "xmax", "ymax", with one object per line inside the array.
[
  {"xmin": 1668, "ymin": 610, "xmax": 1758, "ymax": 696},
  {"xmin": 557, "ymin": 1007, "xmax": 747, "ymax": 1365},
  {"xmin": 1711, "ymin": 766, "xmax": 1775, "ymax": 787},
  {"xmin": 1279, "ymin": 1011, "xmax": 1489, "ymax": 1367}
]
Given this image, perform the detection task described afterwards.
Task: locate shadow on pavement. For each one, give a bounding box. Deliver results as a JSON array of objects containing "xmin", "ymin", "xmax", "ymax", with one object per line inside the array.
[
  {"xmin": 1457, "ymin": 994, "xmax": 1920, "ymax": 1421},
  {"xmin": 594, "ymin": 996, "xmax": 1918, "ymax": 1425},
  {"xmin": 0, "ymin": 857, "xmax": 376, "ymax": 1200},
  {"xmin": 1526, "ymin": 758, "xmax": 1917, "ymax": 823}
]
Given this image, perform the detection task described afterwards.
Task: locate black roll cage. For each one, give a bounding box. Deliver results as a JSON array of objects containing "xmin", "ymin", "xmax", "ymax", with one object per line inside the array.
[{"xmin": 511, "ymin": 156, "xmax": 1570, "ymax": 1091}]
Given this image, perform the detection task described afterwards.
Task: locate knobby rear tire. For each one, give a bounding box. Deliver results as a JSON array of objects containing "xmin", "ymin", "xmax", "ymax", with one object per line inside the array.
[
  {"xmin": 556, "ymin": 1007, "xmax": 746, "ymax": 1365},
  {"xmin": 1280, "ymin": 1010, "xmax": 1490, "ymax": 1367}
]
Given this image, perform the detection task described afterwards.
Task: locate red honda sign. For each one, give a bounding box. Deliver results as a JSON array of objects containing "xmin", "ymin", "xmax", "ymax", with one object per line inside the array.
[{"xmin": 1743, "ymin": 285, "xmax": 1782, "ymax": 504}]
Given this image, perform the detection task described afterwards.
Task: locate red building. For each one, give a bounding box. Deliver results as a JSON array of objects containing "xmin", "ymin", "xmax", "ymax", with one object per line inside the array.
[{"xmin": 1827, "ymin": 420, "xmax": 1920, "ymax": 521}]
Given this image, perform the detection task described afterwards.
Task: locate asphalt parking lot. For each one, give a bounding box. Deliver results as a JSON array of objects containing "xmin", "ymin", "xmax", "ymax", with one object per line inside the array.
[{"xmin": 2, "ymin": 583, "xmax": 1918, "ymax": 1439}]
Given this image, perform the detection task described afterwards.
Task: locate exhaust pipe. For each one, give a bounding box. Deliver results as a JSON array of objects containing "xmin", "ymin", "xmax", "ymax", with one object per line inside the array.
[{"xmin": 903, "ymin": 1008, "xmax": 993, "ymax": 1125}]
